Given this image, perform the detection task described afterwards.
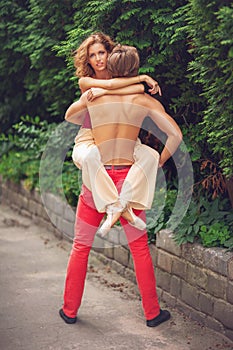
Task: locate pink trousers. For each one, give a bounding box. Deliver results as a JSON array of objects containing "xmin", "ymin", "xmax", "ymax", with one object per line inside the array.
[{"xmin": 62, "ymin": 168, "xmax": 160, "ymax": 320}]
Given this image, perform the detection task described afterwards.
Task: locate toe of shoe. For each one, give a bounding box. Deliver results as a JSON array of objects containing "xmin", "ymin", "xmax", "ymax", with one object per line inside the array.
[
  {"xmin": 132, "ymin": 217, "xmax": 146, "ymax": 230},
  {"xmin": 146, "ymin": 310, "xmax": 171, "ymax": 327},
  {"xmin": 59, "ymin": 309, "xmax": 77, "ymax": 324}
]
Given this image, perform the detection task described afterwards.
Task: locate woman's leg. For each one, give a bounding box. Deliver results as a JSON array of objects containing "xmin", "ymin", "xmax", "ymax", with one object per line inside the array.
[
  {"xmin": 72, "ymin": 128, "xmax": 119, "ymax": 212},
  {"xmin": 62, "ymin": 187, "xmax": 105, "ymax": 318},
  {"xmin": 72, "ymin": 128, "xmax": 96, "ymax": 169},
  {"xmin": 120, "ymin": 139, "xmax": 160, "ymax": 210},
  {"xmin": 73, "ymin": 134, "xmax": 159, "ymax": 213},
  {"xmin": 120, "ymin": 214, "xmax": 160, "ymax": 321},
  {"xmin": 81, "ymin": 147, "xmax": 119, "ymax": 212}
]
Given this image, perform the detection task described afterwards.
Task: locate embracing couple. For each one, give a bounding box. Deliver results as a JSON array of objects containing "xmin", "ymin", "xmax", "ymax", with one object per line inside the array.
[{"xmin": 59, "ymin": 32, "xmax": 182, "ymax": 328}]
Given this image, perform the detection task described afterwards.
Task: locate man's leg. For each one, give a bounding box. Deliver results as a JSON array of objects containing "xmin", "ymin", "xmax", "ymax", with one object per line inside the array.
[
  {"xmin": 120, "ymin": 215, "xmax": 160, "ymax": 320},
  {"xmin": 61, "ymin": 187, "xmax": 104, "ymax": 320},
  {"xmin": 120, "ymin": 214, "xmax": 171, "ymax": 326},
  {"xmin": 102, "ymin": 168, "xmax": 159, "ymax": 319}
]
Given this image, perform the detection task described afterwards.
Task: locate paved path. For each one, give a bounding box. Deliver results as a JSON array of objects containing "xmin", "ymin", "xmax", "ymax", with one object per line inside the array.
[{"xmin": 0, "ymin": 203, "xmax": 232, "ymax": 350}]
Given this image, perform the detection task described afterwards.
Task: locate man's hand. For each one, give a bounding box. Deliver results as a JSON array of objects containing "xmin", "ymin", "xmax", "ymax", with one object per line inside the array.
[
  {"xmin": 158, "ymin": 160, "xmax": 164, "ymax": 168},
  {"xmin": 144, "ymin": 75, "xmax": 162, "ymax": 96}
]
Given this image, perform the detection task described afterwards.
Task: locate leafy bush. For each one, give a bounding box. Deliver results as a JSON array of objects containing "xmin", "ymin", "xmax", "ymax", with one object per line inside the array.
[
  {"xmin": 0, "ymin": 115, "xmax": 55, "ymax": 188},
  {"xmin": 147, "ymin": 188, "xmax": 177, "ymax": 243},
  {"xmin": 199, "ymin": 222, "xmax": 231, "ymax": 248},
  {"xmin": 0, "ymin": 116, "xmax": 81, "ymax": 206},
  {"xmin": 173, "ymin": 197, "xmax": 233, "ymax": 249},
  {"xmin": 179, "ymin": 1, "xmax": 233, "ymax": 178},
  {"xmin": 0, "ymin": 116, "xmax": 232, "ymax": 250},
  {"xmin": 0, "ymin": 0, "xmax": 76, "ymax": 132},
  {"xmin": 1, "ymin": 1, "xmax": 233, "ymax": 249},
  {"xmin": 0, "ymin": 150, "xmax": 40, "ymax": 190},
  {"xmin": 146, "ymin": 182, "xmax": 233, "ymax": 250},
  {"xmin": 62, "ymin": 157, "xmax": 82, "ymax": 207}
]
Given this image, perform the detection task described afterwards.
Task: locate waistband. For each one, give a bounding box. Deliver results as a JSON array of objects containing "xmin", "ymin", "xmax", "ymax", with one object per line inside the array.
[{"xmin": 104, "ymin": 165, "xmax": 132, "ymax": 170}]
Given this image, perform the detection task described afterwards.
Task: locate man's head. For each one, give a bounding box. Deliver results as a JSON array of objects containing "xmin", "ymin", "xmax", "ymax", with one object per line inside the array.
[{"xmin": 107, "ymin": 45, "xmax": 140, "ymax": 78}]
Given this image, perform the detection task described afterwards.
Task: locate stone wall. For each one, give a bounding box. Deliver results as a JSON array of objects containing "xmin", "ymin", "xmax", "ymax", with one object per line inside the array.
[{"xmin": 0, "ymin": 177, "xmax": 233, "ymax": 341}]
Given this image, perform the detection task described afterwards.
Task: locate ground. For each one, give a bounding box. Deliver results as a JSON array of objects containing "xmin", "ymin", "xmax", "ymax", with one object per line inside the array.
[{"xmin": 0, "ymin": 203, "xmax": 232, "ymax": 350}]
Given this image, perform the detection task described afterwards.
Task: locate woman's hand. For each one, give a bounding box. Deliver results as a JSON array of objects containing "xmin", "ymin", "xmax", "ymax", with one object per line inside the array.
[
  {"xmin": 144, "ymin": 75, "xmax": 162, "ymax": 96},
  {"xmin": 87, "ymin": 87, "xmax": 106, "ymax": 102}
]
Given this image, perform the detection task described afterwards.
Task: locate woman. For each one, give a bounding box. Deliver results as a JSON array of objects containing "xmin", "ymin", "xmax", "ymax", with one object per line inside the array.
[{"xmin": 71, "ymin": 32, "xmax": 161, "ymax": 233}]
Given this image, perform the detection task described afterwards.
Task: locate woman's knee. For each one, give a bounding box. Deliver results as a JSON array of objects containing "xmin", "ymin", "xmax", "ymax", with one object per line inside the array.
[{"xmin": 82, "ymin": 145, "xmax": 100, "ymax": 165}]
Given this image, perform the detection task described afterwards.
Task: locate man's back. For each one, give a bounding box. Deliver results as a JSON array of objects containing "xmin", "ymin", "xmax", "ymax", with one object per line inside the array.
[
  {"xmin": 79, "ymin": 90, "xmax": 182, "ymax": 166},
  {"xmin": 85, "ymin": 93, "xmax": 149, "ymax": 165}
]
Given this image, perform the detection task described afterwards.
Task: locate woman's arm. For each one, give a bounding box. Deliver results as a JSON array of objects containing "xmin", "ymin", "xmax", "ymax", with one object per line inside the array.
[
  {"xmin": 86, "ymin": 84, "xmax": 145, "ymax": 102},
  {"xmin": 79, "ymin": 75, "xmax": 161, "ymax": 95},
  {"xmin": 64, "ymin": 83, "xmax": 144, "ymax": 121}
]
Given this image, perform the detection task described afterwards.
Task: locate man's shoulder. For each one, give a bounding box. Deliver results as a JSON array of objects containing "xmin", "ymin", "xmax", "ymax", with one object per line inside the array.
[
  {"xmin": 96, "ymin": 93, "xmax": 153, "ymax": 107},
  {"xmin": 132, "ymin": 93, "xmax": 152, "ymax": 105},
  {"xmin": 134, "ymin": 93, "xmax": 164, "ymax": 110}
]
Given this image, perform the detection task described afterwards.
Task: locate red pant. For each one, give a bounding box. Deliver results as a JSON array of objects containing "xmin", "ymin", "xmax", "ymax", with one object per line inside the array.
[{"xmin": 62, "ymin": 168, "xmax": 160, "ymax": 320}]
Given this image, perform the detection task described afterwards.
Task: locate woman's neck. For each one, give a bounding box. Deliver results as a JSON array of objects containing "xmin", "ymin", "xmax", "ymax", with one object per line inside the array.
[{"xmin": 94, "ymin": 71, "xmax": 111, "ymax": 80}]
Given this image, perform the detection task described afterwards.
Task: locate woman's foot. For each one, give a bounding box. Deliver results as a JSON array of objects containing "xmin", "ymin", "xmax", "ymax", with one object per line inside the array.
[
  {"xmin": 98, "ymin": 201, "xmax": 125, "ymax": 237},
  {"xmin": 121, "ymin": 206, "xmax": 146, "ymax": 231}
]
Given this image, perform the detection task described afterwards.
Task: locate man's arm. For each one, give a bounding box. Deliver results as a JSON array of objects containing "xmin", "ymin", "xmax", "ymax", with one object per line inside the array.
[
  {"xmin": 145, "ymin": 95, "xmax": 183, "ymax": 167},
  {"xmin": 65, "ymin": 95, "xmax": 88, "ymax": 125}
]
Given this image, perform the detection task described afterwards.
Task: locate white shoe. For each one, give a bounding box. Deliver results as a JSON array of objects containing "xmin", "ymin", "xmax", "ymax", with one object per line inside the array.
[
  {"xmin": 98, "ymin": 202, "xmax": 125, "ymax": 237},
  {"xmin": 122, "ymin": 207, "xmax": 146, "ymax": 231}
]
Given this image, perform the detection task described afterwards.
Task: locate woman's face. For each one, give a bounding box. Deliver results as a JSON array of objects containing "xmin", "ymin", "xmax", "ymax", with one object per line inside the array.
[{"xmin": 88, "ymin": 43, "xmax": 108, "ymax": 75}]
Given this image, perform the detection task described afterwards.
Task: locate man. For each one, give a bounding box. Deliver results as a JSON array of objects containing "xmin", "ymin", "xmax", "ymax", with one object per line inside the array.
[{"xmin": 60, "ymin": 45, "xmax": 182, "ymax": 327}]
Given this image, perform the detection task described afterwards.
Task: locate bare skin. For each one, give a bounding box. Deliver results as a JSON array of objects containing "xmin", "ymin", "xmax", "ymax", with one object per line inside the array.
[
  {"xmin": 66, "ymin": 92, "xmax": 182, "ymax": 167},
  {"xmin": 69, "ymin": 42, "xmax": 167, "ymax": 228},
  {"xmin": 65, "ymin": 91, "xmax": 182, "ymax": 226},
  {"xmin": 79, "ymin": 43, "xmax": 161, "ymax": 96}
]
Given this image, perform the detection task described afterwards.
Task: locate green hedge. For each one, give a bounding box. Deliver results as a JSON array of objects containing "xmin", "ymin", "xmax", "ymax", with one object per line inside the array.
[
  {"xmin": 0, "ymin": 116, "xmax": 232, "ymax": 250},
  {"xmin": 1, "ymin": 1, "xmax": 232, "ymax": 180},
  {"xmin": 0, "ymin": 1, "xmax": 232, "ymax": 248}
]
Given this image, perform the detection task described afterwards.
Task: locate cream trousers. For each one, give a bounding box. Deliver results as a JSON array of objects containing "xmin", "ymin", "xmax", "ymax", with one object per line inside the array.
[{"xmin": 72, "ymin": 128, "xmax": 159, "ymax": 213}]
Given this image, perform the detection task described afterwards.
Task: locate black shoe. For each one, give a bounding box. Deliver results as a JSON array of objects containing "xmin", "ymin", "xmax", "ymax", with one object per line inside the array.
[
  {"xmin": 59, "ymin": 308, "xmax": 77, "ymax": 324},
  {"xmin": 146, "ymin": 309, "xmax": 171, "ymax": 327}
]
